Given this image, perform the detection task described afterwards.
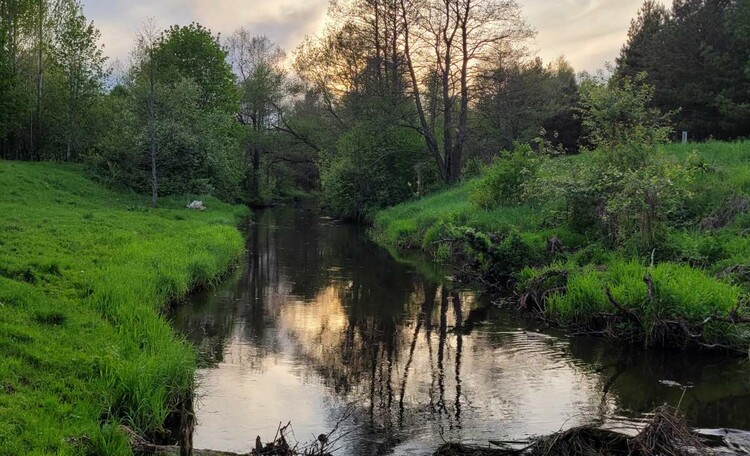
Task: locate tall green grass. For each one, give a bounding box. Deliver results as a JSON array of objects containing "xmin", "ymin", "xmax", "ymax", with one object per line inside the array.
[{"xmin": 0, "ymin": 161, "xmax": 247, "ymax": 455}]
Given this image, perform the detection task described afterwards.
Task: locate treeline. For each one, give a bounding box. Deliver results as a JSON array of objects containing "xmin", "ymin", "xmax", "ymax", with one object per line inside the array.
[
  {"xmin": 616, "ymin": 0, "xmax": 750, "ymax": 140},
  {"xmin": 0, "ymin": 0, "xmax": 105, "ymax": 161},
  {"xmin": 1, "ymin": 0, "xmax": 748, "ymax": 216}
]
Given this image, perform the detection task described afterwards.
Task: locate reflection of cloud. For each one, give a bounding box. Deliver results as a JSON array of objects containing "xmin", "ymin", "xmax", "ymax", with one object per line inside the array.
[{"xmin": 84, "ymin": 0, "xmax": 672, "ymax": 72}]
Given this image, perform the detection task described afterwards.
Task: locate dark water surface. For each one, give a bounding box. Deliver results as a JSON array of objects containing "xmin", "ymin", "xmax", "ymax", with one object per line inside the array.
[{"xmin": 171, "ymin": 208, "xmax": 750, "ymax": 455}]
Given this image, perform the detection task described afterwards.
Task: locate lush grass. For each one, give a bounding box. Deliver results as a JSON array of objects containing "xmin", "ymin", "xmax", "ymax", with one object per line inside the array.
[
  {"xmin": 0, "ymin": 161, "xmax": 247, "ymax": 455},
  {"xmin": 372, "ymin": 141, "xmax": 750, "ymax": 348},
  {"xmin": 372, "ymin": 179, "xmax": 545, "ymax": 249}
]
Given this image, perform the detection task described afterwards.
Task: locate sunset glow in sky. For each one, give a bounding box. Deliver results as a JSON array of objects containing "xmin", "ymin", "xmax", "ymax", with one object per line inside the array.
[{"xmin": 83, "ymin": 0, "xmax": 671, "ymax": 73}]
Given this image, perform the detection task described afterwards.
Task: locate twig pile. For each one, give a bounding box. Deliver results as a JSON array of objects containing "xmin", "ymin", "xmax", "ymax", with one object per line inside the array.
[{"xmin": 434, "ymin": 405, "xmax": 708, "ymax": 456}]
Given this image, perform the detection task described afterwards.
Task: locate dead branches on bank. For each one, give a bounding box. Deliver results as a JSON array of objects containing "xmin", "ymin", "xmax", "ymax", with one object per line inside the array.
[
  {"xmin": 434, "ymin": 405, "xmax": 707, "ymax": 456},
  {"xmin": 127, "ymin": 420, "xmax": 338, "ymax": 456}
]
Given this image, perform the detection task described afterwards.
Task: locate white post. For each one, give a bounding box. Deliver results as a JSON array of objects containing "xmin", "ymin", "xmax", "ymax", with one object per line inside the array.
[{"xmin": 682, "ymin": 131, "xmax": 688, "ymax": 144}]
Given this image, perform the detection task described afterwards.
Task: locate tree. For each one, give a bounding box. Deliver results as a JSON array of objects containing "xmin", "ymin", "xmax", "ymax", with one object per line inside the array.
[
  {"xmin": 616, "ymin": 0, "xmax": 750, "ymax": 140},
  {"xmin": 0, "ymin": 0, "xmax": 30, "ymax": 157},
  {"xmin": 473, "ymin": 56, "xmax": 581, "ymax": 155},
  {"xmin": 51, "ymin": 0, "xmax": 106, "ymax": 161},
  {"xmin": 579, "ymin": 72, "xmax": 672, "ymax": 160},
  {"xmin": 131, "ymin": 20, "xmax": 160, "ymax": 206},
  {"xmin": 227, "ymin": 29, "xmax": 285, "ymax": 201},
  {"xmin": 152, "ymin": 23, "xmax": 237, "ymax": 113},
  {"xmin": 399, "ymin": 0, "xmax": 532, "ymax": 182},
  {"xmin": 616, "ymin": 0, "xmax": 669, "ymax": 79},
  {"xmin": 321, "ymin": 120, "xmax": 424, "ymax": 219},
  {"xmin": 1, "ymin": 0, "xmax": 107, "ymax": 161},
  {"xmin": 112, "ymin": 21, "xmax": 244, "ymax": 204}
]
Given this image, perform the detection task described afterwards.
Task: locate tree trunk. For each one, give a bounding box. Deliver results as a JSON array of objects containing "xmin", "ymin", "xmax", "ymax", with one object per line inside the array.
[
  {"xmin": 452, "ymin": 0, "xmax": 472, "ymax": 184},
  {"xmin": 149, "ymin": 47, "xmax": 158, "ymax": 207},
  {"xmin": 399, "ymin": 0, "xmax": 446, "ymax": 182},
  {"xmin": 440, "ymin": 1, "xmax": 455, "ymax": 183},
  {"xmin": 35, "ymin": 0, "xmax": 43, "ymax": 160},
  {"xmin": 251, "ymin": 116, "xmax": 260, "ymax": 198}
]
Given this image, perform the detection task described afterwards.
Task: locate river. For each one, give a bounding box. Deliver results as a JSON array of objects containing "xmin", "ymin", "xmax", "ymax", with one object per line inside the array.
[{"xmin": 171, "ymin": 207, "xmax": 750, "ymax": 455}]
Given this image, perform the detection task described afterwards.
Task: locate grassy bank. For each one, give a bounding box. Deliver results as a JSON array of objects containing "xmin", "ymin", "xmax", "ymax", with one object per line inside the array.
[
  {"xmin": 0, "ymin": 161, "xmax": 247, "ymax": 455},
  {"xmin": 373, "ymin": 141, "xmax": 750, "ymax": 349}
]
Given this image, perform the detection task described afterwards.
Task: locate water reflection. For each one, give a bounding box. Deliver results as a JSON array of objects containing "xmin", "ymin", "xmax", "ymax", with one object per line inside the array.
[{"xmin": 171, "ymin": 208, "xmax": 750, "ymax": 455}]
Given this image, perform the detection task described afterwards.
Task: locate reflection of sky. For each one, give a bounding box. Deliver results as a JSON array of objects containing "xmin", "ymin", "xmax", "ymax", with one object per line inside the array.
[
  {"xmin": 191, "ymin": 278, "xmax": 607, "ymax": 454},
  {"xmin": 84, "ymin": 0, "xmax": 674, "ymax": 73}
]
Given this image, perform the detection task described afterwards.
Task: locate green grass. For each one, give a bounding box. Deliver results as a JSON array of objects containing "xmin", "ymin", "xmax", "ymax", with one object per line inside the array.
[
  {"xmin": 0, "ymin": 161, "xmax": 247, "ymax": 455},
  {"xmin": 372, "ymin": 141, "xmax": 750, "ymax": 348},
  {"xmin": 546, "ymin": 260, "xmax": 740, "ymax": 322},
  {"xmin": 372, "ymin": 179, "xmax": 544, "ymax": 248}
]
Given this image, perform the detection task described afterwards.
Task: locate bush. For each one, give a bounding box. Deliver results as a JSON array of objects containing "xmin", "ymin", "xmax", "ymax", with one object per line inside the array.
[
  {"xmin": 532, "ymin": 75, "xmax": 696, "ymax": 250},
  {"xmin": 320, "ymin": 122, "xmax": 430, "ymax": 220},
  {"xmin": 470, "ymin": 144, "xmax": 541, "ymax": 209}
]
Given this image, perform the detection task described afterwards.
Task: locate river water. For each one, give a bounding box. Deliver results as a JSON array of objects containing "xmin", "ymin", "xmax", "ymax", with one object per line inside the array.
[{"xmin": 171, "ymin": 208, "xmax": 750, "ymax": 455}]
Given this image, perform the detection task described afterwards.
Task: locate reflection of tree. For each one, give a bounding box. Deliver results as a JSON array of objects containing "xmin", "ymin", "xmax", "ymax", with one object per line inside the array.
[{"xmin": 566, "ymin": 338, "xmax": 750, "ymax": 429}]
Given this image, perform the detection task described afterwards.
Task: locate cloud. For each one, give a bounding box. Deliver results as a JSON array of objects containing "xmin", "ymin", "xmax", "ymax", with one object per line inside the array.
[
  {"xmin": 84, "ymin": 0, "xmax": 328, "ymax": 67},
  {"xmin": 83, "ymin": 0, "xmax": 672, "ymax": 72},
  {"xmin": 524, "ymin": 0, "xmax": 675, "ymax": 71}
]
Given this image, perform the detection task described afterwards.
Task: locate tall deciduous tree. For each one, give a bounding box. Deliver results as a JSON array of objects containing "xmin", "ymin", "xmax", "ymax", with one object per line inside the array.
[
  {"xmin": 132, "ymin": 20, "xmax": 160, "ymax": 206},
  {"xmin": 399, "ymin": 0, "xmax": 532, "ymax": 182},
  {"xmin": 152, "ymin": 23, "xmax": 237, "ymax": 113},
  {"xmin": 51, "ymin": 0, "xmax": 106, "ymax": 161},
  {"xmin": 227, "ymin": 29, "xmax": 285, "ymax": 200},
  {"xmin": 473, "ymin": 56, "xmax": 581, "ymax": 154}
]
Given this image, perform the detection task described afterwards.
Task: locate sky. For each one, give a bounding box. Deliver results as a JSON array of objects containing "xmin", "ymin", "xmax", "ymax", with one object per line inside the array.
[{"xmin": 83, "ymin": 0, "xmax": 673, "ymax": 73}]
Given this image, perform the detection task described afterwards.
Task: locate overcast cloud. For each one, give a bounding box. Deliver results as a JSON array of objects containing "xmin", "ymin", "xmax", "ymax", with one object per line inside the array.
[{"xmin": 83, "ymin": 0, "xmax": 671, "ymax": 73}]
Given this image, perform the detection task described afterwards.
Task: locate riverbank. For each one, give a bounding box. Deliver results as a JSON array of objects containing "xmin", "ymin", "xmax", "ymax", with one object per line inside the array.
[
  {"xmin": 372, "ymin": 141, "xmax": 750, "ymax": 350},
  {"xmin": 0, "ymin": 162, "xmax": 247, "ymax": 454}
]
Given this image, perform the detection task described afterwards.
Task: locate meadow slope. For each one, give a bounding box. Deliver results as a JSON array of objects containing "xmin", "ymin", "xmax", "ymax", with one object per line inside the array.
[{"xmin": 0, "ymin": 162, "xmax": 246, "ymax": 455}]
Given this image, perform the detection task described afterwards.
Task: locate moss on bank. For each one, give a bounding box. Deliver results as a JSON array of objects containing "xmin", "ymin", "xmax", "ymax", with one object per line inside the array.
[
  {"xmin": 0, "ymin": 161, "xmax": 247, "ymax": 455},
  {"xmin": 372, "ymin": 141, "xmax": 750, "ymax": 350}
]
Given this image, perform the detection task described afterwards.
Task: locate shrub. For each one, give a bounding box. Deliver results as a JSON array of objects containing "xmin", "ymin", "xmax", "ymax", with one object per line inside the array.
[
  {"xmin": 470, "ymin": 144, "xmax": 541, "ymax": 209},
  {"xmin": 320, "ymin": 122, "xmax": 428, "ymax": 220}
]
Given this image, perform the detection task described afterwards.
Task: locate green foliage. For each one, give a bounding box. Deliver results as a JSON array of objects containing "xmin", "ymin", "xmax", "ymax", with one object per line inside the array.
[
  {"xmin": 579, "ymin": 73, "xmax": 673, "ymax": 159},
  {"xmin": 49, "ymin": 0, "xmax": 108, "ymax": 161},
  {"xmin": 546, "ymin": 260, "xmax": 740, "ymax": 332},
  {"xmin": 373, "ymin": 140, "xmax": 750, "ymax": 348},
  {"xmin": 473, "ymin": 57, "xmax": 582, "ymax": 154},
  {"xmin": 616, "ymin": 0, "xmax": 750, "ymax": 140},
  {"xmin": 0, "ymin": 162, "xmax": 246, "ymax": 454},
  {"xmin": 153, "ymin": 23, "xmax": 237, "ymax": 113},
  {"xmin": 88, "ymin": 78, "xmax": 244, "ymax": 202},
  {"xmin": 538, "ymin": 75, "xmax": 695, "ymax": 250},
  {"xmin": 444, "ymin": 225, "xmax": 543, "ymax": 280},
  {"xmin": 470, "ymin": 144, "xmax": 540, "ymax": 209},
  {"xmin": 321, "ymin": 122, "xmax": 428, "ymax": 220},
  {"xmin": 0, "ymin": 0, "xmax": 109, "ymax": 161}
]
